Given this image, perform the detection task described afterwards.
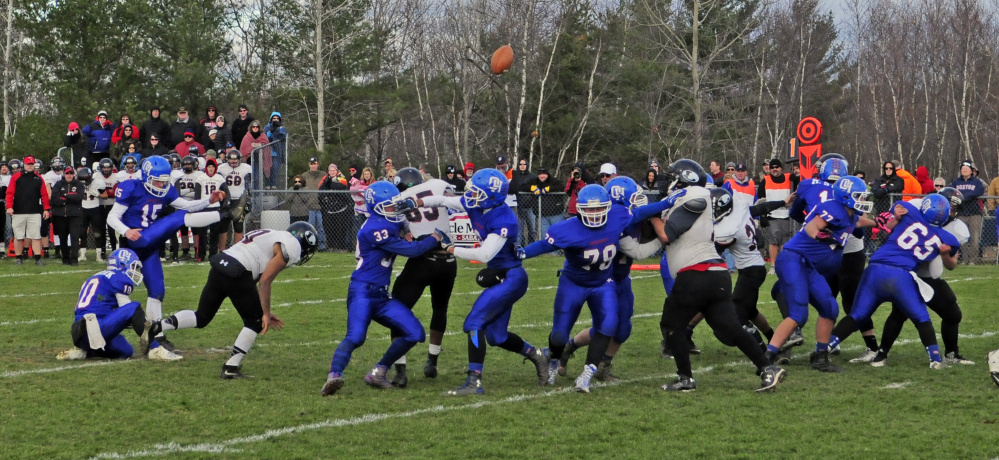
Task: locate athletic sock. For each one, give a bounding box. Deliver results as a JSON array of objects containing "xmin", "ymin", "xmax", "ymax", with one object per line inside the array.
[
  {"xmin": 393, "ymin": 355, "xmax": 408, "ymax": 366},
  {"xmin": 33, "ymin": 254, "xmax": 41, "ymax": 261},
  {"xmin": 815, "ymin": 342, "xmax": 829, "ymax": 353},
  {"xmin": 380, "ymin": 338, "xmax": 417, "ymax": 367},
  {"xmin": 225, "ymin": 327, "xmax": 258, "ymax": 367},
  {"xmin": 863, "ymin": 334, "xmax": 879, "ymax": 351},
  {"xmin": 467, "ymin": 330, "xmax": 486, "ymax": 372},
  {"xmin": 926, "ymin": 344, "xmax": 942, "ymax": 362},
  {"xmin": 767, "ymin": 344, "xmax": 780, "ymax": 354},
  {"xmin": 162, "ymin": 310, "xmax": 197, "ymax": 331},
  {"xmin": 185, "ymin": 212, "xmax": 220, "ymax": 228},
  {"xmin": 147, "ymin": 298, "xmax": 163, "ymax": 336}
]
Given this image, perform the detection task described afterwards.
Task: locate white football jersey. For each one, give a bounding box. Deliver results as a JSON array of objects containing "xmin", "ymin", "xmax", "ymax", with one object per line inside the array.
[
  {"xmin": 917, "ymin": 218, "xmax": 970, "ymax": 279},
  {"xmin": 715, "ymin": 211, "xmax": 764, "ymax": 269},
  {"xmin": 43, "ymin": 171, "xmax": 62, "ymax": 187},
  {"xmin": 82, "ymin": 176, "xmax": 107, "ymax": 210},
  {"xmin": 225, "ymin": 229, "xmax": 301, "ymax": 281},
  {"xmin": 218, "ymin": 163, "xmax": 252, "ymax": 199},
  {"xmin": 400, "ymin": 179, "xmax": 455, "ymax": 238},
  {"xmin": 98, "ymin": 173, "xmax": 118, "ymax": 206},
  {"xmin": 198, "ymin": 173, "xmax": 226, "ymax": 208},
  {"xmin": 175, "ymin": 171, "xmax": 204, "ymax": 201},
  {"xmin": 170, "ymin": 169, "xmax": 184, "ymax": 182},
  {"xmin": 116, "ymin": 169, "xmax": 141, "ymax": 182}
]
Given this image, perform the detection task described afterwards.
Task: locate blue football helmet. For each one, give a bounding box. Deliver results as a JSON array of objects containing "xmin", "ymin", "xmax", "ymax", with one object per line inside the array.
[
  {"xmin": 818, "ymin": 158, "xmax": 849, "ymax": 183},
  {"xmin": 833, "ymin": 176, "xmax": 872, "ymax": 213},
  {"xmin": 364, "ymin": 181, "xmax": 404, "ymax": 222},
  {"xmin": 107, "ymin": 248, "xmax": 143, "ymax": 285},
  {"xmin": 605, "ymin": 176, "xmax": 647, "ymax": 209},
  {"xmin": 920, "ymin": 193, "xmax": 951, "ymax": 227},
  {"xmin": 576, "ymin": 184, "xmax": 612, "ymax": 228},
  {"xmin": 141, "ymin": 155, "xmax": 173, "ymax": 197},
  {"xmin": 463, "ymin": 168, "xmax": 509, "ymax": 209}
]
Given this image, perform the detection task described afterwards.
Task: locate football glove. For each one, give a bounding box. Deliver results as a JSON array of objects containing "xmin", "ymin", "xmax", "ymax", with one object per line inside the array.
[
  {"xmin": 515, "ymin": 245, "xmax": 527, "ymax": 260},
  {"xmin": 435, "ymin": 229, "xmax": 453, "ymax": 250},
  {"xmin": 662, "ymin": 189, "xmax": 687, "ymax": 209},
  {"xmin": 396, "ymin": 197, "xmax": 418, "ymax": 212}
]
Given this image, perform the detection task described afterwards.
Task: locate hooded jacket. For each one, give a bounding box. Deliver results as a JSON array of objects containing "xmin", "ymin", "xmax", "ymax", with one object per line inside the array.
[
  {"xmin": 231, "ymin": 109, "xmax": 256, "ymax": 151},
  {"xmin": 169, "ymin": 115, "xmax": 200, "ymax": 150},
  {"xmin": 64, "ymin": 122, "xmax": 90, "ymax": 164},
  {"xmin": 199, "ymin": 107, "xmax": 219, "ymax": 146},
  {"xmin": 263, "ymin": 111, "xmax": 287, "ymax": 159},
  {"xmin": 240, "ymin": 119, "xmax": 271, "ymax": 174},
  {"xmin": 914, "ymin": 166, "xmax": 935, "ymax": 194},
  {"xmin": 111, "ymin": 123, "xmax": 140, "ymax": 145},
  {"xmin": 141, "ymin": 108, "xmax": 171, "ymax": 150}
]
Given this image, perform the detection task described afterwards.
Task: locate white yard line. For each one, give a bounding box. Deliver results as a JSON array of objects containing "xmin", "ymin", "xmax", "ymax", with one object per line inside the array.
[
  {"xmin": 89, "ymin": 329, "xmax": 997, "ymax": 459},
  {"xmin": 1, "ymin": 359, "xmax": 136, "ymax": 378}
]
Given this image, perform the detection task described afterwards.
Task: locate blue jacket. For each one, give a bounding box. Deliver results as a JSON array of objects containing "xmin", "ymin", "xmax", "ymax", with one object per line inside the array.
[
  {"xmin": 83, "ymin": 119, "xmax": 114, "ymax": 153},
  {"xmin": 263, "ymin": 111, "xmax": 287, "ymax": 157},
  {"xmin": 950, "ymin": 175, "xmax": 986, "ymax": 216}
]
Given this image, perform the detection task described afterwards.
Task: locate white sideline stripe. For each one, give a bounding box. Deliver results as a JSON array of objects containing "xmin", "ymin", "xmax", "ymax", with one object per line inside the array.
[
  {"xmin": 1, "ymin": 359, "xmax": 135, "ymax": 378},
  {"xmin": 90, "ymin": 330, "xmax": 997, "ymax": 459},
  {"xmin": 882, "ymin": 381, "xmax": 912, "ymax": 389},
  {"xmin": 0, "ymin": 318, "xmax": 59, "ymax": 327}
]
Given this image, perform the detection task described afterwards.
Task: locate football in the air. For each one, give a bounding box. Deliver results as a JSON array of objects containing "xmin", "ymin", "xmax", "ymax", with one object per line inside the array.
[{"xmin": 491, "ymin": 45, "xmax": 514, "ymax": 74}]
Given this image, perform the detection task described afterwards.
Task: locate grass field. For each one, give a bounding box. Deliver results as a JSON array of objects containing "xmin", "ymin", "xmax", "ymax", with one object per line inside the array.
[{"xmin": 2, "ymin": 253, "xmax": 999, "ymax": 459}]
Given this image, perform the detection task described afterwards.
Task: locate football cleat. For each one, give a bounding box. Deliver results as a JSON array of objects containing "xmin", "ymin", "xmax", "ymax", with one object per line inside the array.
[
  {"xmin": 944, "ymin": 352, "xmax": 975, "ymax": 365},
  {"xmin": 157, "ymin": 335, "xmax": 179, "ymax": 353},
  {"xmin": 391, "ymin": 364, "xmax": 408, "ymax": 388},
  {"xmin": 320, "ymin": 374, "xmax": 344, "ymax": 396},
  {"xmin": 445, "ymin": 371, "xmax": 483, "ymax": 396},
  {"xmin": 782, "ymin": 328, "xmax": 805, "ymax": 350},
  {"xmin": 756, "ymin": 365, "xmax": 786, "ymax": 393},
  {"xmin": 56, "ymin": 347, "xmax": 87, "ymax": 361},
  {"xmin": 594, "ymin": 360, "xmax": 620, "ymax": 383},
  {"xmin": 364, "ymin": 365, "xmax": 394, "ymax": 389},
  {"xmin": 929, "ymin": 360, "xmax": 948, "ymax": 370},
  {"xmin": 809, "ymin": 350, "xmax": 843, "ymax": 373},
  {"xmin": 220, "ymin": 365, "xmax": 249, "ymax": 379},
  {"xmin": 830, "ymin": 344, "xmax": 841, "ymax": 356},
  {"xmin": 547, "ymin": 355, "xmax": 560, "ymax": 386},
  {"xmin": 661, "ymin": 374, "xmax": 696, "ymax": 392},
  {"xmin": 424, "ymin": 357, "xmax": 438, "ymax": 379},
  {"xmin": 524, "ymin": 347, "xmax": 549, "ymax": 386},
  {"xmin": 870, "ymin": 350, "xmax": 889, "ymax": 368},
  {"xmin": 148, "ymin": 346, "xmax": 183, "ymax": 361},
  {"xmin": 849, "ymin": 348, "xmax": 879, "ymax": 363},
  {"xmin": 560, "ymin": 342, "xmax": 578, "ymax": 376},
  {"xmin": 574, "ymin": 364, "xmax": 597, "ymax": 393},
  {"xmin": 660, "ymin": 339, "xmax": 673, "ymax": 360}
]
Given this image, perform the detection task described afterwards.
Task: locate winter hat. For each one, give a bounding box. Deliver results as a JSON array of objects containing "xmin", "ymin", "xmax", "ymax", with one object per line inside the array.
[
  {"xmin": 209, "ymin": 129, "xmax": 218, "ymax": 136},
  {"xmin": 68, "ymin": 122, "xmax": 80, "ymax": 131},
  {"xmin": 270, "ymin": 111, "xmax": 282, "ymax": 120},
  {"xmin": 464, "ymin": 162, "xmax": 475, "ymax": 172},
  {"xmin": 445, "ymin": 165, "xmax": 456, "ymax": 174},
  {"xmin": 97, "ymin": 110, "xmax": 108, "ymax": 118}
]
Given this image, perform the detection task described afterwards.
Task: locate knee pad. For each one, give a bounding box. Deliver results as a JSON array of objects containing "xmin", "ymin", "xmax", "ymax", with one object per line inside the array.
[
  {"xmin": 614, "ymin": 320, "xmax": 633, "ymax": 344},
  {"xmin": 344, "ymin": 334, "xmax": 366, "ymax": 349},
  {"xmin": 787, "ymin": 307, "xmax": 808, "ymax": 326},
  {"xmin": 484, "ymin": 329, "xmax": 507, "ymax": 347}
]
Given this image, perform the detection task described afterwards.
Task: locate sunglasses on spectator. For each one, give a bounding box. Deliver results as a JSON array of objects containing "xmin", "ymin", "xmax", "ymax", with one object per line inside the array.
[
  {"xmin": 934, "ymin": 184, "xmax": 945, "ymax": 188},
  {"xmin": 884, "ymin": 166, "xmax": 894, "ymax": 170},
  {"xmin": 151, "ymin": 138, "xmax": 158, "ymax": 141},
  {"xmin": 599, "ymin": 173, "xmax": 612, "ymax": 178},
  {"xmin": 519, "ymin": 162, "xmax": 527, "ymax": 166},
  {"xmin": 727, "ymin": 168, "xmax": 735, "ymax": 171}
]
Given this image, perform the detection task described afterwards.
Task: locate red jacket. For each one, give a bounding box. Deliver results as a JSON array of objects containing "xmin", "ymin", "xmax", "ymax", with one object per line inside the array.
[
  {"xmin": 175, "ymin": 141, "xmax": 205, "ymax": 158},
  {"xmin": 5, "ymin": 171, "xmax": 51, "ymax": 213},
  {"xmin": 915, "ymin": 166, "xmax": 935, "ymax": 194},
  {"xmin": 111, "ymin": 124, "xmax": 140, "ymax": 145},
  {"xmin": 564, "ymin": 177, "xmax": 586, "ymax": 215}
]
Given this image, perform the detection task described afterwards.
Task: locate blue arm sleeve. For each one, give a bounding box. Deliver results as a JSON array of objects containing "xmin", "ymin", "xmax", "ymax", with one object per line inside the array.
[
  {"xmin": 522, "ymin": 239, "xmax": 559, "ymax": 259},
  {"xmin": 377, "ymin": 235, "xmax": 439, "ymax": 258},
  {"xmin": 630, "ymin": 200, "xmax": 671, "ymax": 225},
  {"xmin": 788, "ymin": 196, "xmax": 807, "ymax": 223}
]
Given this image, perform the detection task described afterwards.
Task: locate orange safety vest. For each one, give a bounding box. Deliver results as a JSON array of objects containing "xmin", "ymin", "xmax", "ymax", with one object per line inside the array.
[
  {"xmin": 763, "ymin": 173, "xmax": 792, "ymax": 191},
  {"xmin": 725, "ymin": 178, "xmax": 756, "ymax": 197}
]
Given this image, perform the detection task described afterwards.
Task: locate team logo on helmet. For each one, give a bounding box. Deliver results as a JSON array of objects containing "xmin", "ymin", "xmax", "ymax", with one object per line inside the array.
[
  {"xmin": 838, "ymin": 179, "xmax": 853, "ymax": 192},
  {"xmin": 609, "ymin": 185, "xmax": 625, "ymax": 201},
  {"xmin": 364, "ymin": 188, "xmax": 376, "ymax": 202},
  {"xmin": 919, "ymin": 198, "xmax": 932, "ymax": 213},
  {"xmin": 681, "ymin": 170, "xmax": 699, "ymax": 183},
  {"xmin": 488, "ymin": 176, "xmax": 503, "ymax": 193},
  {"xmin": 142, "ymin": 160, "xmax": 152, "ymax": 174}
]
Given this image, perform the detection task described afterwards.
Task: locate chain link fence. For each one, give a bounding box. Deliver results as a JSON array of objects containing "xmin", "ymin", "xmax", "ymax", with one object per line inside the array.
[{"xmin": 882, "ymin": 193, "xmax": 999, "ymax": 264}]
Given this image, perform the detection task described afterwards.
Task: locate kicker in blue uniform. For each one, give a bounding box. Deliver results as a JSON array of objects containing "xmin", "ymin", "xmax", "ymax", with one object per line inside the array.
[
  {"xmin": 55, "ymin": 249, "xmax": 179, "ymax": 361},
  {"xmin": 320, "ymin": 181, "xmax": 443, "ymax": 396},
  {"xmin": 829, "ymin": 195, "xmax": 959, "ymax": 368},
  {"xmin": 105, "ymin": 155, "xmax": 224, "ymax": 351}
]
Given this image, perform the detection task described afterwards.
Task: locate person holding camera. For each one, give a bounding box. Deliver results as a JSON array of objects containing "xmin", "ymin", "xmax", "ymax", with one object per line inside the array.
[{"xmin": 564, "ymin": 162, "xmax": 591, "ymax": 218}]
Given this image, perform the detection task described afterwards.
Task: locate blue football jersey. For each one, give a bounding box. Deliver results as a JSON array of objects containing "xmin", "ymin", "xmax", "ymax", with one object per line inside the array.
[
  {"xmin": 870, "ymin": 201, "xmax": 960, "ymax": 271},
  {"xmin": 790, "ymin": 178, "xmax": 833, "ymax": 223},
  {"xmin": 461, "ymin": 197, "xmax": 521, "ymax": 270},
  {"xmin": 114, "ymin": 179, "xmax": 180, "ymax": 229},
  {"xmin": 352, "ymin": 215, "xmax": 439, "ymax": 287},
  {"xmin": 543, "ymin": 206, "xmax": 632, "ymax": 287},
  {"xmin": 74, "ymin": 270, "xmax": 136, "ymax": 321},
  {"xmin": 783, "ymin": 200, "xmax": 859, "ymax": 262}
]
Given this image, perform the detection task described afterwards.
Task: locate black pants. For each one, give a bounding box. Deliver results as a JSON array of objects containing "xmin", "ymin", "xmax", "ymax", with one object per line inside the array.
[
  {"xmin": 829, "ymin": 250, "xmax": 872, "ymax": 331},
  {"xmin": 80, "ymin": 207, "xmax": 103, "ymax": 250},
  {"xmin": 881, "ymin": 277, "xmax": 962, "ymax": 355},
  {"xmin": 100, "ymin": 204, "xmax": 117, "ymax": 253},
  {"xmin": 195, "ymin": 258, "xmax": 263, "ymax": 332},
  {"xmin": 52, "ymin": 215, "xmax": 82, "ymax": 260},
  {"xmin": 732, "ymin": 265, "xmax": 767, "ymax": 323},
  {"xmin": 196, "ymin": 224, "xmax": 223, "ymax": 260},
  {"xmin": 660, "ymin": 269, "xmax": 770, "ymax": 377},
  {"xmin": 391, "ymin": 254, "xmax": 457, "ymax": 333}
]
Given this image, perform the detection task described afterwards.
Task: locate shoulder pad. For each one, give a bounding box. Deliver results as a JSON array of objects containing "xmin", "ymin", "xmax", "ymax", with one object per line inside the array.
[{"xmin": 682, "ymin": 197, "xmax": 708, "ymax": 213}]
